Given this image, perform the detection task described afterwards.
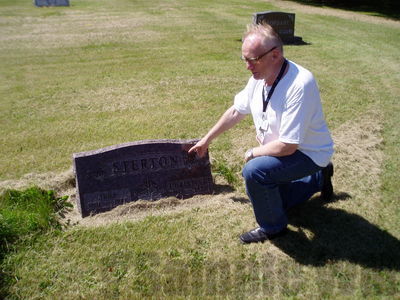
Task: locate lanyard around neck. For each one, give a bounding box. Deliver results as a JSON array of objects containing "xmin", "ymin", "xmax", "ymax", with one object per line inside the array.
[{"xmin": 262, "ymin": 59, "xmax": 288, "ymax": 112}]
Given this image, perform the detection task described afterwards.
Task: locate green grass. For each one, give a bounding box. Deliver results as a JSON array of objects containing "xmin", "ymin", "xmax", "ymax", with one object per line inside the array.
[
  {"xmin": 0, "ymin": 187, "xmax": 71, "ymax": 298},
  {"xmin": 0, "ymin": 0, "xmax": 399, "ymax": 298},
  {"xmin": 0, "ymin": 187, "xmax": 68, "ymax": 238},
  {"xmin": 4, "ymin": 201, "xmax": 400, "ymax": 298}
]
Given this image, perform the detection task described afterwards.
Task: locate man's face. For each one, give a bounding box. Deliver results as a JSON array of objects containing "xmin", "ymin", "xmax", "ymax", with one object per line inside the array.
[{"xmin": 241, "ymin": 35, "xmax": 276, "ymax": 80}]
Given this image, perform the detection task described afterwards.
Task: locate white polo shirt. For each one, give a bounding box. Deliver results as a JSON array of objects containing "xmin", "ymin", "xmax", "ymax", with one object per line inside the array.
[{"xmin": 234, "ymin": 60, "xmax": 334, "ymax": 167}]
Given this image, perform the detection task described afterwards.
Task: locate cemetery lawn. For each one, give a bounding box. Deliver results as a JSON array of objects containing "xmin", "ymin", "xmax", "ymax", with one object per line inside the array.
[{"xmin": 1, "ymin": 0, "xmax": 399, "ymax": 298}]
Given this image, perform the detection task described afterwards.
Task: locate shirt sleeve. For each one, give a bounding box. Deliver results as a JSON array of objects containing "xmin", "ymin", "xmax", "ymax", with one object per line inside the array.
[{"xmin": 233, "ymin": 77, "xmax": 254, "ymax": 115}]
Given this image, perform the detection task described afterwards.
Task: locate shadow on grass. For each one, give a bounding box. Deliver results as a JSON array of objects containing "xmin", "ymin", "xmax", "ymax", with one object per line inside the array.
[
  {"xmin": 288, "ymin": 0, "xmax": 400, "ymax": 20},
  {"xmin": 213, "ymin": 183, "xmax": 236, "ymax": 195},
  {"xmin": 271, "ymin": 193, "xmax": 400, "ymax": 270},
  {"xmin": 230, "ymin": 191, "xmax": 400, "ymax": 270}
]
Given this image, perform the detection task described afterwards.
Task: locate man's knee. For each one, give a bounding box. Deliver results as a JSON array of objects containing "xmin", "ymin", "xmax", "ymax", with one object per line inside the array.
[
  {"xmin": 242, "ymin": 157, "xmax": 270, "ymax": 182},
  {"xmin": 242, "ymin": 160, "xmax": 256, "ymax": 181}
]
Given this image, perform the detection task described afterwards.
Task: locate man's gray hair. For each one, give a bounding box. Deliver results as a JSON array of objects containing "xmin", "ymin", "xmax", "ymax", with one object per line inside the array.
[{"xmin": 243, "ymin": 22, "xmax": 283, "ymax": 51}]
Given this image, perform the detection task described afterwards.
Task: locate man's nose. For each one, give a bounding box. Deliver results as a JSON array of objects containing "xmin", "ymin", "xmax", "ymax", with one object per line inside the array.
[{"xmin": 246, "ymin": 61, "xmax": 255, "ymax": 70}]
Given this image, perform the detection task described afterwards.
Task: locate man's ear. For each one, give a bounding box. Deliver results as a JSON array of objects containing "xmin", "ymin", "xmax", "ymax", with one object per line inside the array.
[{"xmin": 271, "ymin": 49, "xmax": 280, "ymax": 60}]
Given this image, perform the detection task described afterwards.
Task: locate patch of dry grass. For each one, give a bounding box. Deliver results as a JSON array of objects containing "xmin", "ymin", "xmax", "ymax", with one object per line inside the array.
[
  {"xmin": 331, "ymin": 108, "xmax": 384, "ymax": 216},
  {"xmin": 0, "ymin": 168, "xmax": 75, "ymax": 195},
  {"xmin": 0, "ymin": 13, "xmax": 163, "ymax": 50}
]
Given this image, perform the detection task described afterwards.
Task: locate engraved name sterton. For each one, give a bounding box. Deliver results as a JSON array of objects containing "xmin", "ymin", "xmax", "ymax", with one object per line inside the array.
[
  {"xmin": 111, "ymin": 153, "xmax": 184, "ymax": 176},
  {"xmin": 73, "ymin": 139, "xmax": 213, "ymax": 217}
]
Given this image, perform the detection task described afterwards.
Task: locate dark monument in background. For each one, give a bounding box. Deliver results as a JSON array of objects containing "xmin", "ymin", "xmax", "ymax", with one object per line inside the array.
[
  {"xmin": 73, "ymin": 139, "xmax": 214, "ymax": 217},
  {"xmin": 34, "ymin": 0, "xmax": 69, "ymax": 7},
  {"xmin": 253, "ymin": 11, "xmax": 303, "ymax": 45}
]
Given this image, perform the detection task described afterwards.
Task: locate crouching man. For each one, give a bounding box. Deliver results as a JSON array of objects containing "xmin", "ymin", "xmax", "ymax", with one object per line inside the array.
[{"xmin": 189, "ymin": 23, "xmax": 334, "ymax": 244}]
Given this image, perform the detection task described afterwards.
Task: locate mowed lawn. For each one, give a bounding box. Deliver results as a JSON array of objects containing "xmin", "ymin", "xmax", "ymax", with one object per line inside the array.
[{"xmin": 0, "ymin": 0, "xmax": 399, "ymax": 298}]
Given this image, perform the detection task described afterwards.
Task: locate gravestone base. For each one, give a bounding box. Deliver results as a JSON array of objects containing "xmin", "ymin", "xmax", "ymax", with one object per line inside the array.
[{"xmin": 73, "ymin": 139, "xmax": 214, "ymax": 217}]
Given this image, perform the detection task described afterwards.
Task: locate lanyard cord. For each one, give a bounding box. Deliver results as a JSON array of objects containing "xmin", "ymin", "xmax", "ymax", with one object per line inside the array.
[{"xmin": 262, "ymin": 59, "xmax": 288, "ymax": 112}]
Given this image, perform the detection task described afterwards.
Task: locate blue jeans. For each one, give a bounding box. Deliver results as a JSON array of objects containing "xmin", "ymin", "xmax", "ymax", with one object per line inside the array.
[{"xmin": 242, "ymin": 150, "xmax": 323, "ymax": 234}]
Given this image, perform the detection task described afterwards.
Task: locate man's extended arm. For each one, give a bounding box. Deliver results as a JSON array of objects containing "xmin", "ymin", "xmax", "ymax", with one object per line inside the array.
[{"xmin": 189, "ymin": 106, "xmax": 245, "ymax": 157}]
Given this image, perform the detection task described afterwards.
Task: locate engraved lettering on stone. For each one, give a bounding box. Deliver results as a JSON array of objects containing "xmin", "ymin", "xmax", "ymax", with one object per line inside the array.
[
  {"xmin": 167, "ymin": 177, "xmax": 213, "ymax": 194},
  {"xmin": 84, "ymin": 189, "xmax": 131, "ymax": 211},
  {"xmin": 111, "ymin": 154, "xmax": 185, "ymax": 177}
]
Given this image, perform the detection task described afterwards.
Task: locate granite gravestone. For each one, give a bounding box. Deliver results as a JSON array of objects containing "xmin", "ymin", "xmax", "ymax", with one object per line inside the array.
[
  {"xmin": 253, "ymin": 11, "xmax": 298, "ymax": 44},
  {"xmin": 34, "ymin": 0, "xmax": 69, "ymax": 7},
  {"xmin": 73, "ymin": 139, "xmax": 213, "ymax": 217}
]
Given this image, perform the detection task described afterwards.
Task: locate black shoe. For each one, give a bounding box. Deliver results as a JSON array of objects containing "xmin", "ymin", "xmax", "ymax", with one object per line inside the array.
[
  {"xmin": 321, "ymin": 162, "xmax": 334, "ymax": 201},
  {"xmin": 240, "ymin": 227, "xmax": 287, "ymax": 244}
]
